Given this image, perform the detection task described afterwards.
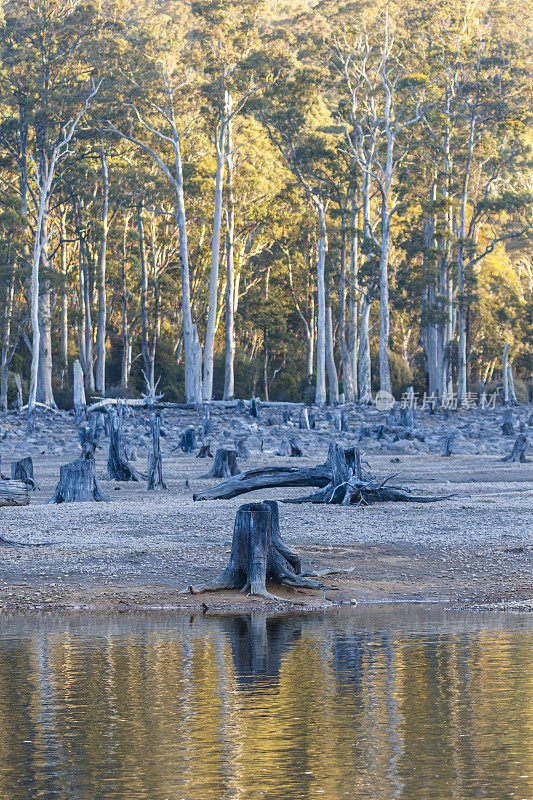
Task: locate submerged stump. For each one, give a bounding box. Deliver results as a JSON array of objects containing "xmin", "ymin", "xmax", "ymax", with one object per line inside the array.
[
  {"xmin": 186, "ymin": 500, "xmax": 322, "ymax": 600},
  {"xmin": 50, "ymin": 459, "xmax": 110, "ymax": 503}
]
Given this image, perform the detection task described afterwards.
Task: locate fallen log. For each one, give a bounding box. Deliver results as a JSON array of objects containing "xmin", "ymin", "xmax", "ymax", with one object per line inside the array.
[
  {"xmin": 194, "ymin": 443, "xmax": 452, "ymax": 506},
  {"xmin": 183, "ymin": 500, "xmax": 323, "ymax": 601},
  {"xmin": 0, "ymin": 480, "xmax": 29, "ymax": 507}
]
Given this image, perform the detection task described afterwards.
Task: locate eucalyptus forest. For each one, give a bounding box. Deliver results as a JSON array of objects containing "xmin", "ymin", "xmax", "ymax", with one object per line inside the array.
[{"xmin": 0, "ymin": 0, "xmax": 530, "ymax": 414}]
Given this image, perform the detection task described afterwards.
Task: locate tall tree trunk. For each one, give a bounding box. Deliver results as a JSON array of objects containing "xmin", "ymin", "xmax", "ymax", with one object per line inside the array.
[
  {"xmin": 348, "ymin": 197, "xmax": 358, "ymax": 398},
  {"xmin": 223, "ymin": 112, "xmax": 235, "ymax": 400},
  {"xmin": 315, "ymin": 202, "xmax": 327, "ymax": 406},
  {"xmin": 325, "ymin": 300, "xmax": 339, "ymax": 406},
  {"xmin": 59, "ymin": 206, "xmax": 68, "ymax": 385},
  {"xmin": 358, "ymin": 292, "xmax": 372, "ymax": 403},
  {"xmin": 95, "ymin": 145, "xmax": 109, "ymax": 395},
  {"xmin": 137, "ymin": 201, "xmax": 151, "ymax": 391},
  {"xmin": 121, "ymin": 218, "xmax": 131, "ymax": 392},
  {"xmin": 457, "ymin": 117, "xmax": 475, "ymax": 405},
  {"xmin": 378, "ymin": 197, "xmax": 392, "ymax": 395},
  {"xmin": 338, "ymin": 204, "xmax": 355, "ymax": 401},
  {"xmin": 0, "ymin": 265, "xmax": 15, "ymax": 412},
  {"xmin": 148, "ymin": 215, "xmax": 160, "ymax": 391},
  {"xmin": 204, "ymin": 92, "xmax": 229, "ymax": 401}
]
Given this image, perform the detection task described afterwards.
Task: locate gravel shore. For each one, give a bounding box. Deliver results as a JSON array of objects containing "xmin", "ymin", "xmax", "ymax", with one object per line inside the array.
[{"xmin": 0, "ymin": 403, "xmax": 531, "ymax": 611}]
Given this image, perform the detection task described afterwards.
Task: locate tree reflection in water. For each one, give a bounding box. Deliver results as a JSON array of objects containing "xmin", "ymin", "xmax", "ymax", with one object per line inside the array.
[{"xmin": 0, "ymin": 609, "xmax": 530, "ymax": 800}]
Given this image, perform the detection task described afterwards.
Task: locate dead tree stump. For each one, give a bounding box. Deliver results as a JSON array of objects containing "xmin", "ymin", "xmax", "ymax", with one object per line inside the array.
[
  {"xmin": 442, "ymin": 433, "xmax": 455, "ymax": 457},
  {"xmin": 14, "ymin": 373, "xmax": 23, "ymax": 411},
  {"xmin": 282, "ymin": 409, "xmax": 291, "ymax": 424},
  {"xmin": 202, "ymin": 404, "xmax": 211, "ymax": 438},
  {"xmin": 299, "ymin": 407, "xmax": 310, "ymax": 430},
  {"xmin": 209, "ymin": 448, "xmax": 240, "ymax": 478},
  {"xmin": 186, "ymin": 500, "xmax": 322, "ymax": 600},
  {"xmin": 502, "ymin": 409, "xmax": 515, "ymax": 436},
  {"xmin": 399, "ymin": 405, "xmax": 415, "ymax": 428},
  {"xmin": 146, "ymin": 413, "xmax": 167, "ymax": 490},
  {"xmin": 73, "ymin": 359, "xmax": 86, "ymax": 424},
  {"xmin": 235, "ymin": 438, "xmax": 251, "ymax": 459},
  {"xmin": 50, "ymin": 459, "xmax": 110, "ymax": 503},
  {"xmin": 0, "ymin": 480, "xmax": 29, "ymax": 507},
  {"xmin": 11, "ymin": 457, "xmax": 38, "ymax": 490},
  {"xmin": 502, "ymin": 434, "xmax": 529, "ymax": 463},
  {"xmin": 178, "ymin": 427, "xmax": 196, "ymax": 453},
  {"xmin": 197, "ymin": 443, "xmax": 213, "ymax": 458},
  {"xmin": 250, "ymin": 398, "xmax": 260, "ymax": 419},
  {"xmin": 107, "ymin": 405, "xmax": 143, "ymax": 481},
  {"xmin": 79, "ymin": 423, "xmax": 99, "ymax": 459}
]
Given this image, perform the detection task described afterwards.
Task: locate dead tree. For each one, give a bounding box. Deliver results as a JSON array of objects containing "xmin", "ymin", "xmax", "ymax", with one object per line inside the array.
[
  {"xmin": 0, "ymin": 480, "xmax": 29, "ymax": 507},
  {"xmin": 107, "ymin": 404, "xmax": 143, "ymax": 481},
  {"xmin": 184, "ymin": 500, "xmax": 323, "ymax": 600},
  {"xmin": 501, "ymin": 434, "xmax": 529, "ymax": 463},
  {"xmin": 146, "ymin": 413, "xmax": 167, "ymax": 490},
  {"xmin": 278, "ymin": 438, "xmax": 304, "ymax": 457},
  {"xmin": 197, "ymin": 443, "xmax": 213, "ymax": 458},
  {"xmin": 50, "ymin": 459, "xmax": 110, "ymax": 503},
  {"xmin": 73, "ymin": 359, "xmax": 86, "ymax": 424},
  {"xmin": 502, "ymin": 409, "xmax": 515, "ymax": 436},
  {"xmin": 11, "ymin": 457, "xmax": 38, "ymax": 490},
  {"xmin": 208, "ymin": 448, "xmax": 240, "ymax": 478},
  {"xmin": 282, "ymin": 409, "xmax": 291, "ymax": 424},
  {"xmin": 195, "ymin": 443, "xmax": 451, "ymax": 506},
  {"xmin": 334, "ymin": 409, "xmax": 348, "ymax": 432}
]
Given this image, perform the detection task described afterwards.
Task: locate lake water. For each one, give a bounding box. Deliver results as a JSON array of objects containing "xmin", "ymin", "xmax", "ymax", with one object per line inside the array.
[{"xmin": 0, "ymin": 607, "xmax": 531, "ymax": 800}]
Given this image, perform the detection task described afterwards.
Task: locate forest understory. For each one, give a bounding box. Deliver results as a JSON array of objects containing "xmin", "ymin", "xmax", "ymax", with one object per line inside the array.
[{"xmin": 0, "ymin": 402, "xmax": 531, "ymax": 612}]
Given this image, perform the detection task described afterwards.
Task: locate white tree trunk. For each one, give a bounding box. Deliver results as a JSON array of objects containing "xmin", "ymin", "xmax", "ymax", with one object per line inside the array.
[
  {"xmin": 315, "ymin": 203, "xmax": 327, "ymax": 406},
  {"xmin": 325, "ymin": 303, "xmax": 339, "ymax": 405},
  {"xmin": 358, "ymin": 293, "xmax": 372, "ymax": 403},
  {"xmin": 203, "ymin": 98, "xmax": 228, "ymax": 401},
  {"xmin": 503, "ymin": 342, "xmax": 509, "ymax": 405},
  {"xmin": 95, "ymin": 145, "xmax": 109, "ymax": 395},
  {"xmin": 223, "ymin": 113, "xmax": 235, "ymax": 400}
]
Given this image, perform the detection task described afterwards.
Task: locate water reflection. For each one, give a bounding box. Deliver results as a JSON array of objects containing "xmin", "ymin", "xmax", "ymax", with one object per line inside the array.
[{"xmin": 0, "ymin": 608, "xmax": 530, "ymax": 800}]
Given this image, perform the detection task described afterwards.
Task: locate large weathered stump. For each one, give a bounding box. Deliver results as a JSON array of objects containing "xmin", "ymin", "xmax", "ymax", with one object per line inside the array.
[
  {"xmin": 107, "ymin": 404, "xmax": 143, "ymax": 481},
  {"xmin": 209, "ymin": 448, "xmax": 240, "ymax": 478},
  {"xmin": 11, "ymin": 457, "xmax": 38, "ymax": 490},
  {"xmin": 186, "ymin": 500, "xmax": 322, "ymax": 600},
  {"xmin": 0, "ymin": 480, "xmax": 29, "ymax": 507},
  {"xmin": 146, "ymin": 413, "xmax": 167, "ymax": 490},
  {"xmin": 502, "ymin": 434, "xmax": 529, "ymax": 463},
  {"xmin": 50, "ymin": 459, "xmax": 110, "ymax": 503}
]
